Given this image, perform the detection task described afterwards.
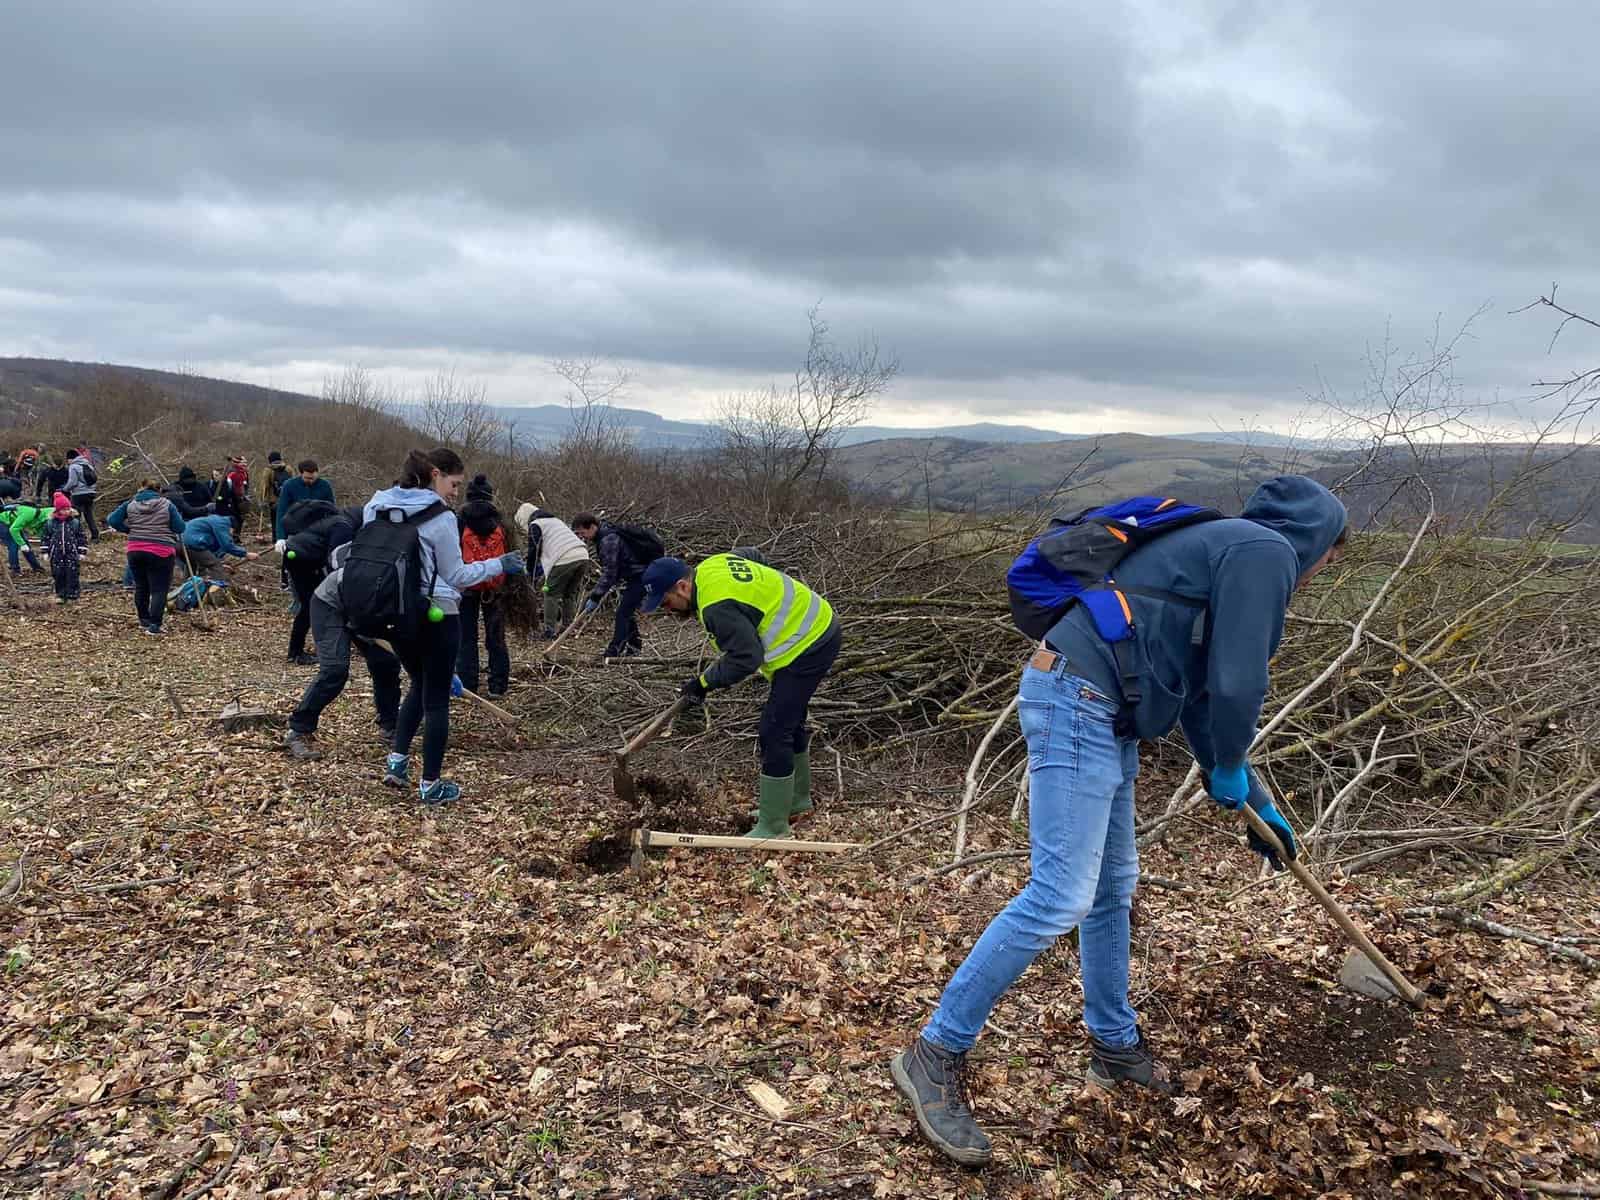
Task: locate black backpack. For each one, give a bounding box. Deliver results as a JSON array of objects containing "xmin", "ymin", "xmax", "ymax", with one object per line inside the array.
[
  {"xmin": 613, "ymin": 522, "xmax": 664, "ymax": 566},
  {"xmin": 339, "ymin": 501, "xmax": 448, "ymax": 639},
  {"xmin": 282, "ymin": 498, "xmax": 337, "ymax": 537},
  {"xmin": 80, "ymin": 462, "xmax": 97, "ymax": 486}
]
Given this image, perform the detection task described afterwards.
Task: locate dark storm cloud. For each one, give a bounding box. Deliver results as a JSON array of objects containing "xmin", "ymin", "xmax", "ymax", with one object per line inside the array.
[{"xmin": 2, "ymin": 0, "xmax": 1597, "ymax": 425}]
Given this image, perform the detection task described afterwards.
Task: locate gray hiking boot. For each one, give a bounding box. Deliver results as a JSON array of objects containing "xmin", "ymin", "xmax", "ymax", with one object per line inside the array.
[
  {"xmin": 890, "ymin": 1036, "xmax": 993, "ymax": 1167},
  {"xmin": 1086, "ymin": 1029, "xmax": 1173, "ymax": 1095},
  {"xmin": 285, "ymin": 731, "xmax": 323, "ymax": 762}
]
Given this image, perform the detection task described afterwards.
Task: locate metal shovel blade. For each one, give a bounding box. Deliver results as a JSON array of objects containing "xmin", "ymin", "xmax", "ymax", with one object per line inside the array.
[{"xmin": 1339, "ymin": 949, "xmax": 1401, "ymax": 1000}]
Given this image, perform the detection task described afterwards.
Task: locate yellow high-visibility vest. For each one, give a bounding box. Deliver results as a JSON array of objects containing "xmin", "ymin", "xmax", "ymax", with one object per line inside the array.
[{"xmin": 694, "ymin": 553, "xmax": 834, "ymax": 676}]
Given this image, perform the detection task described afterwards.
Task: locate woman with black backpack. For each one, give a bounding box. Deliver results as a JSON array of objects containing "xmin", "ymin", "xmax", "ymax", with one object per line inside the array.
[{"xmin": 354, "ymin": 449, "xmax": 526, "ymax": 805}]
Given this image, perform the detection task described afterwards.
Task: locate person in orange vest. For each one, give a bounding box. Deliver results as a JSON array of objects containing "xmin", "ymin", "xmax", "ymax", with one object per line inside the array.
[{"xmin": 455, "ymin": 475, "xmax": 512, "ymax": 698}]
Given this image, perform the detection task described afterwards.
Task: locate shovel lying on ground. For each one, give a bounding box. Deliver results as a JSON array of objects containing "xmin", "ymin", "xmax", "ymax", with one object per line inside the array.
[
  {"xmin": 612, "ymin": 698, "xmax": 687, "ymax": 808},
  {"xmin": 1240, "ymin": 803, "xmax": 1425, "ymax": 1007},
  {"xmin": 629, "ymin": 828, "xmax": 857, "ymax": 871}
]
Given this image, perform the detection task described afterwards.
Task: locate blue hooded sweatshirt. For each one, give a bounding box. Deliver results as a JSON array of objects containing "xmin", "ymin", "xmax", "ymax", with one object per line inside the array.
[
  {"xmin": 1045, "ymin": 475, "xmax": 1347, "ymax": 771},
  {"xmin": 182, "ymin": 514, "xmax": 248, "ymax": 558},
  {"xmin": 361, "ymin": 486, "xmax": 504, "ymax": 615}
]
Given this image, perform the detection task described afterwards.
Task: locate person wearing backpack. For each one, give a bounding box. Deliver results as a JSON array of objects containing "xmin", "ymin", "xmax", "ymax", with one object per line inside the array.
[
  {"xmin": 277, "ymin": 500, "xmax": 360, "ymax": 665},
  {"xmin": 353, "ymin": 449, "xmax": 526, "ymax": 805},
  {"xmin": 456, "ymin": 475, "xmax": 513, "ymax": 697},
  {"xmin": 889, "ymin": 476, "xmax": 1348, "ymax": 1167},
  {"xmin": 64, "ymin": 450, "xmax": 99, "ymax": 541},
  {"xmin": 573, "ymin": 513, "xmax": 662, "ymax": 658},
  {"xmin": 107, "ymin": 478, "xmax": 188, "ymax": 635},
  {"xmin": 284, "ymin": 540, "xmax": 404, "ymax": 762}
]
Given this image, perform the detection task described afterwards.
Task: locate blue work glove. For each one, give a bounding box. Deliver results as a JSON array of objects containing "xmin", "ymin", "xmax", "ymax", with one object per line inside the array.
[
  {"xmin": 1205, "ymin": 763, "xmax": 1250, "ymax": 810},
  {"xmin": 1243, "ymin": 787, "xmax": 1297, "ymax": 871},
  {"xmin": 450, "ymin": 674, "xmax": 465, "ymax": 698},
  {"xmin": 582, "ymin": 598, "xmax": 599, "ymax": 615},
  {"xmin": 499, "ymin": 551, "xmax": 526, "ymax": 576}
]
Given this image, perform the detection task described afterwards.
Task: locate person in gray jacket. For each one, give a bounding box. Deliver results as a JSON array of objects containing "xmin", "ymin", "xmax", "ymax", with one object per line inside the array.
[
  {"xmin": 360, "ymin": 449, "xmax": 526, "ymax": 805},
  {"xmin": 64, "ymin": 450, "xmax": 99, "ymax": 541}
]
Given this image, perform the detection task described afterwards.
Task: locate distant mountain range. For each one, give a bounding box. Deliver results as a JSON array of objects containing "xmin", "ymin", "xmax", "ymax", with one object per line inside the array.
[
  {"xmin": 0, "ymin": 356, "xmax": 1311, "ymax": 452},
  {"xmin": 483, "ymin": 402, "xmax": 1310, "ymax": 450}
]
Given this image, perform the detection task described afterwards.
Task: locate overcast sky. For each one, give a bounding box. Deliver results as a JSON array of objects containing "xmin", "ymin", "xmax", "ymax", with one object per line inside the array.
[{"xmin": 4, "ymin": 0, "xmax": 1597, "ymax": 434}]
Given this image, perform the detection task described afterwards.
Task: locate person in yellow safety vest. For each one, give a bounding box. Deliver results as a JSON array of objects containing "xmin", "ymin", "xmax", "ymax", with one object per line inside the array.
[{"xmin": 640, "ymin": 549, "xmax": 842, "ymax": 839}]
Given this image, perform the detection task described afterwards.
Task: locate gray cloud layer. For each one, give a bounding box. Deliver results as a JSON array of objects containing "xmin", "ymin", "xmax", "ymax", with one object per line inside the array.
[{"xmin": 3, "ymin": 0, "xmax": 1597, "ymax": 429}]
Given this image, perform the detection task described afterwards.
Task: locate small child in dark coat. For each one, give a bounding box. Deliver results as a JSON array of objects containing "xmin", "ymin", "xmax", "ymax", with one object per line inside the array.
[{"xmin": 45, "ymin": 491, "xmax": 88, "ymax": 602}]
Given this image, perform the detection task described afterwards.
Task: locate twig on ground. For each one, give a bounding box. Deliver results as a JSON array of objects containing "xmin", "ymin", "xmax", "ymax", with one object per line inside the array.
[{"xmin": 1404, "ymin": 905, "xmax": 1600, "ymax": 970}]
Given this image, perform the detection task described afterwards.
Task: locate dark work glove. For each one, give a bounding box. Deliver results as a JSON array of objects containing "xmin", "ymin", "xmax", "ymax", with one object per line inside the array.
[
  {"xmin": 679, "ymin": 675, "xmax": 708, "ymax": 703},
  {"xmin": 1242, "ymin": 776, "xmax": 1297, "ymax": 871}
]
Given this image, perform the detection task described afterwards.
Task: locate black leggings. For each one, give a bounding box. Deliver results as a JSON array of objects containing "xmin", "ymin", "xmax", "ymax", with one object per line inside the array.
[
  {"xmin": 127, "ymin": 550, "xmax": 175, "ymax": 630},
  {"xmin": 393, "ymin": 614, "xmax": 463, "ymax": 782},
  {"xmin": 758, "ymin": 624, "xmax": 842, "ymax": 777}
]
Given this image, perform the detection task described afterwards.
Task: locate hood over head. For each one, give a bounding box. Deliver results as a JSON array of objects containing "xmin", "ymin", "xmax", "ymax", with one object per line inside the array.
[
  {"xmin": 460, "ymin": 497, "xmax": 502, "ymax": 538},
  {"xmin": 1241, "ymin": 476, "xmax": 1347, "ymax": 576},
  {"xmin": 366, "ymin": 485, "xmax": 452, "ymax": 520}
]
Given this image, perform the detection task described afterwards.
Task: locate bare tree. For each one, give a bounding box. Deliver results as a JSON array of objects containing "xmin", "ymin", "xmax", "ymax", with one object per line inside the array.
[
  {"xmin": 418, "ymin": 367, "xmax": 503, "ymax": 459},
  {"xmin": 550, "ymin": 356, "xmax": 635, "ymax": 457},
  {"xmin": 714, "ymin": 305, "xmax": 898, "ymax": 515}
]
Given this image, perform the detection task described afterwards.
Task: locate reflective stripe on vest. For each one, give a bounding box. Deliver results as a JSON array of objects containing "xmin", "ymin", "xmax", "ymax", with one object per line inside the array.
[{"xmin": 694, "ymin": 553, "xmax": 834, "ymax": 676}]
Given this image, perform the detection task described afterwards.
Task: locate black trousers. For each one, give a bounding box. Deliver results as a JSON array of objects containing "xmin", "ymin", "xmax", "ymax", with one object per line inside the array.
[
  {"xmin": 285, "ymin": 559, "xmax": 323, "ymax": 657},
  {"xmin": 394, "ymin": 613, "xmax": 463, "ymax": 782},
  {"xmin": 757, "ymin": 623, "xmax": 842, "ymax": 777},
  {"xmin": 127, "ymin": 550, "xmax": 175, "ymax": 630},
  {"xmin": 605, "ymin": 574, "xmax": 646, "ymax": 657},
  {"xmin": 456, "ymin": 591, "xmax": 510, "ymax": 694},
  {"xmin": 289, "ymin": 595, "xmax": 403, "ymax": 736}
]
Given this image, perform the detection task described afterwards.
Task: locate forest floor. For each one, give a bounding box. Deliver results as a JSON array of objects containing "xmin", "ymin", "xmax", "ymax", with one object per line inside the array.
[{"xmin": 2, "ymin": 551, "xmax": 1598, "ymax": 1198}]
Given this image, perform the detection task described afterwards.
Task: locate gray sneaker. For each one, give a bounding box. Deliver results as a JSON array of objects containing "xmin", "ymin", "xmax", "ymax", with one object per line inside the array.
[
  {"xmin": 1086, "ymin": 1029, "xmax": 1173, "ymax": 1095},
  {"xmin": 890, "ymin": 1036, "xmax": 993, "ymax": 1167},
  {"xmin": 285, "ymin": 731, "xmax": 323, "ymax": 762}
]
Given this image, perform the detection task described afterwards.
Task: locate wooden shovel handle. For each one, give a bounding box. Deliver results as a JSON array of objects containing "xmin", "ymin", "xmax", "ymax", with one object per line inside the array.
[
  {"xmin": 1239, "ymin": 803, "xmax": 1425, "ymax": 1008},
  {"xmin": 620, "ymin": 698, "xmax": 686, "ymax": 757},
  {"xmin": 542, "ymin": 605, "xmax": 596, "ymax": 658}
]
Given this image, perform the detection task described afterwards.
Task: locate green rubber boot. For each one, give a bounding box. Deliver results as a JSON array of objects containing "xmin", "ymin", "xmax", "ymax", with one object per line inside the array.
[
  {"xmin": 751, "ymin": 773, "xmax": 795, "ymax": 840},
  {"xmin": 790, "ymin": 751, "xmax": 814, "ymax": 819}
]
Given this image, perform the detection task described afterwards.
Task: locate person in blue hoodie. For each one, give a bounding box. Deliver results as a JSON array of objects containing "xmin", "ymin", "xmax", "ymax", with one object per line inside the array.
[
  {"xmin": 180, "ymin": 513, "xmax": 260, "ymax": 577},
  {"xmin": 363, "ymin": 448, "xmax": 526, "ymax": 805},
  {"xmin": 890, "ymin": 475, "xmax": 1348, "ymax": 1167},
  {"xmin": 274, "ymin": 459, "xmax": 334, "ymax": 540}
]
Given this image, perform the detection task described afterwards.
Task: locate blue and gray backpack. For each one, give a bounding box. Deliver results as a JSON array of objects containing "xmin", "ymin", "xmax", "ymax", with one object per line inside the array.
[{"xmin": 1007, "ymin": 496, "xmax": 1222, "ymax": 715}]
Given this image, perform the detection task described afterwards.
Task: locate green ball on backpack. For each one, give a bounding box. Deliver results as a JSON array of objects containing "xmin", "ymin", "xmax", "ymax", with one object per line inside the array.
[
  {"xmin": 286, "ymin": 549, "xmax": 296, "ymax": 560},
  {"xmin": 427, "ymin": 604, "xmax": 445, "ymax": 623}
]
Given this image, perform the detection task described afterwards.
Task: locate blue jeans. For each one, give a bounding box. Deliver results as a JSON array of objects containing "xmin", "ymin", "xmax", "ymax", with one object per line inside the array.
[{"xmin": 923, "ymin": 661, "xmax": 1142, "ymax": 1052}]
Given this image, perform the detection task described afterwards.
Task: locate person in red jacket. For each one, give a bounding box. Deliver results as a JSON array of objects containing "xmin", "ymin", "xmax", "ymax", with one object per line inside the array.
[
  {"xmin": 224, "ymin": 456, "xmax": 251, "ymax": 539},
  {"xmin": 455, "ymin": 475, "xmax": 512, "ymax": 697}
]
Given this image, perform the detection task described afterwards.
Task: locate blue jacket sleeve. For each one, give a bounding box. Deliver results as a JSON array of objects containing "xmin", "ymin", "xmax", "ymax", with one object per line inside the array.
[
  {"xmin": 1178, "ymin": 694, "xmax": 1218, "ymax": 773},
  {"xmin": 274, "ymin": 483, "xmax": 294, "ymax": 539},
  {"xmin": 222, "ymin": 526, "xmax": 247, "ymax": 557},
  {"xmin": 107, "ymin": 500, "xmax": 131, "ymax": 533},
  {"xmin": 1202, "ymin": 539, "xmax": 1298, "ymax": 769},
  {"xmin": 168, "ymin": 503, "xmax": 187, "ymax": 536}
]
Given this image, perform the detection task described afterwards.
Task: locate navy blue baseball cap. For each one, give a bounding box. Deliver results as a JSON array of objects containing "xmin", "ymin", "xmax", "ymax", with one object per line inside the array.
[{"xmin": 640, "ymin": 556, "xmax": 692, "ymax": 613}]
